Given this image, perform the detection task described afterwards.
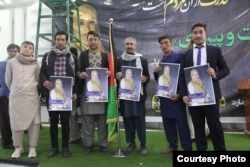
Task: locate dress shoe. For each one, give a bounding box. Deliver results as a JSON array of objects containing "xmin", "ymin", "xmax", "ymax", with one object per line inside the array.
[
  {"xmin": 161, "ymin": 148, "xmax": 178, "ymax": 154},
  {"xmin": 140, "ymin": 146, "xmax": 148, "ymax": 155},
  {"xmin": 100, "ymin": 146, "xmax": 109, "ymax": 154},
  {"xmin": 125, "ymin": 143, "xmax": 136, "ymax": 153},
  {"xmin": 84, "ymin": 146, "xmax": 93, "ymax": 155},
  {"xmin": 62, "ymin": 148, "xmax": 71, "ymax": 157},
  {"xmin": 28, "ymin": 148, "xmax": 37, "ymax": 158},
  {"xmin": 47, "ymin": 148, "xmax": 59, "ymax": 158},
  {"xmin": 11, "ymin": 147, "xmax": 24, "ymax": 159},
  {"xmin": 2, "ymin": 144, "xmax": 14, "ymax": 149}
]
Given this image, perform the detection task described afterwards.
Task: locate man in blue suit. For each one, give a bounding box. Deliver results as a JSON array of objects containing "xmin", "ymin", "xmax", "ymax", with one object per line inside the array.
[{"xmin": 180, "ymin": 22, "xmax": 229, "ymax": 151}]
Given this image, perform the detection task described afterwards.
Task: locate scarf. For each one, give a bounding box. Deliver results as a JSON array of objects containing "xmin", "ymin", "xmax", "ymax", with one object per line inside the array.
[
  {"xmin": 90, "ymin": 80, "xmax": 102, "ymax": 91},
  {"xmin": 16, "ymin": 53, "xmax": 37, "ymax": 65},
  {"xmin": 124, "ymin": 77, "xmax": 134, "ymax": 90},
  {"xmin": 121, "ymin": 52, "xmax": 143, "ymax": 95},
  {"xmin": 191, "ymin": 79, "xmax": 206, "ymax": 94},
  {"xmin": 51, "ymin": 46, "xmax": 75, "ymax": 72},
  {"xmin": 162, "ymin": 74, "xmax": 171, "ymax": 87},
  {"xmin": 48, "ymin": 46, "xmax": 76, "ymax": 84},
  {"xmin": 51, "ymin": 45, "xmax": 70, "ymax": 56},
  {"xmin": 53, "ymin": 88, "xmax": 66, "ymax": 100}
]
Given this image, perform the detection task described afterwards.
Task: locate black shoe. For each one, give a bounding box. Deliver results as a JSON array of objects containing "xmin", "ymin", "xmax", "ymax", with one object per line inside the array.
[
  {"xmin": 125, "ymin": 143, "xmax": 136, "ymax": 153},
  {"xmin": 62, "ymin": 148, "xmax": 71, "ymax": 157},
  {"xmin": 47, "ymin": 148, "xmax": 59, "ymax": 158},
  {"xmin": 84, "ymin": 146, "xmax": 93, "ymax": 155},
  {"xmin": 2, "ymin": 144, "xmax": 14, "ymax": 149},
  {"xmin": 100, "ymin": 146, "xmax": 109, "ymax": 154}
]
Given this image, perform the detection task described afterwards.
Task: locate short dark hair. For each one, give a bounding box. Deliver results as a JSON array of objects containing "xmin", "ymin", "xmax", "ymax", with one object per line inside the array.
[
  {"xmin": 191, "ymin": 22, "xmax": 207, "ymax": 32},
  {"xmin": 158, "ymin": 35, "xmax": 172, "ymax": 43},
  {"xmin": 87, "ymin": 31, "xmax": 100, "ymax": 39},
  {"xmin": 21, "ymin": 41, "xmax": 34, "ymax": 48},
  {"xmin": 7, "ymin": 43, "xmax": 20, "ymax": 52},
  {"xmin": 55, "ymin": 31, "xmax": 69, "ymax": 41}
]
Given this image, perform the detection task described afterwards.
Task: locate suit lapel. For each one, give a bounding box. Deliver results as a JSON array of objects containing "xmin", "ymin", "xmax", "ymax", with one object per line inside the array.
[{"xmin": 188, "ymin": 49, "xmax": 194, "ymax": 66}]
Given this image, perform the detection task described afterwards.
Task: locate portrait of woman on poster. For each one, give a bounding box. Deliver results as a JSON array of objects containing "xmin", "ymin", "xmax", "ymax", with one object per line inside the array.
[
  {"xmin": 158, "ymin": 65, "xmax": 172, "ymax": 97},
  {"xmin": 188, "ymin": 69, "xmax": 210, "ymax": 105},
  {"xmin": 119, "ymin": 68, "xmax": 137, "ymax": 99},
  {"xmin": 50, "ymin": 78, "xmax": 67, "ymax": 109},
  {"xmin": 86, "ymin": 70, "xmax": 105, "ymax": 102},
  {"xmin": 72, "ymin": 3, "xmax": 106, "ymax": 52}
]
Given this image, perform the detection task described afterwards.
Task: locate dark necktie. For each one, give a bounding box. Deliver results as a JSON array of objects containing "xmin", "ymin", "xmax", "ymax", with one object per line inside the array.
[{"xmin": 196, "ymin": 45, "xmax": 203, "ymax": 65}]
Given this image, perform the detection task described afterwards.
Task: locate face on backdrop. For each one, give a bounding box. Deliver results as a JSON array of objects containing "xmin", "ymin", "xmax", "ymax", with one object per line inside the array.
[
  {"xmin": 80, "ymin": 12, "xmax": 96, "ymax": 39},
  {"xmin": 192, "ymin": 26, "xmax": 206, "ymax": 45},
  {"xmin": 55, "ymin": 35, "xmax": 67, "ymax": 50},
  {"xmin": 20, "ymin": 44, "xmax": 34, "ymax": 57}
]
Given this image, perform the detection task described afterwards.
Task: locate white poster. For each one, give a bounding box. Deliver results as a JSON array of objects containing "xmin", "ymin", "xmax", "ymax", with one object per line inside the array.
[
  {"xmin": 184, "ymin": 64, "xmax": 215, "ymax": 106},
  {"xmin": 118, "ymin": 66, "xmax": 142, "ymax": 101},
  {"xmin": 49, "ymin": 76, "xmax": 73, "ymax": 111}
]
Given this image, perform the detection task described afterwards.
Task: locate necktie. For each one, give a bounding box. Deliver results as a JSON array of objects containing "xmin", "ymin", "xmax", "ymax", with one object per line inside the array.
[{"xmin": 196, "ymin": 45, "xmax": 203, "ymax": 65}]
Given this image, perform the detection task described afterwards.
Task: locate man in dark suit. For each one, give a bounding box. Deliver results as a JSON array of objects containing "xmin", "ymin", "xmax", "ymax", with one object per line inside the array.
[
  {"xmin": 78, "ymin": 31, "xmax": 109, "ymax": 155},
  {"xmin": 179, "ymin": 22, "xmax": 229, "ymax": 151}
]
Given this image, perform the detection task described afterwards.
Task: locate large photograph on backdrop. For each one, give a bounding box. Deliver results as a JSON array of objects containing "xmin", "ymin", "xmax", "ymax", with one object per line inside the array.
[{"xmin": 55, "ymin": 0, "xmax": 250, "ymax": 130}]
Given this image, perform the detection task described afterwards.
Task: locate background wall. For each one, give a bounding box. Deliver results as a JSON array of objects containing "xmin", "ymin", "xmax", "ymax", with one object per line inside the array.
[{"xmin": 0, "ymin": 0, "xmax": 51, "ymax": 62}]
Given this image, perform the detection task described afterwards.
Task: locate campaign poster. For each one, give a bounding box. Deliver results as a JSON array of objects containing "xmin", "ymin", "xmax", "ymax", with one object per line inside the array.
[
  {"xmin": 118, "ymin": 66, "xmax": 142, "ymax": 101},
  {"xmin": 156, "ymin": 63, "xmax": 180, "ymax": 98},
  {"xmin": 184, "ymin": 64, "xmax": 216, "ymax": 106},
  {"xmin": 85, "ymin": 68, "xmax": 108, "ymax": 102},
  {"xmin": 49, "ymin": 76, "xmax": 73, "ymax": 111}
]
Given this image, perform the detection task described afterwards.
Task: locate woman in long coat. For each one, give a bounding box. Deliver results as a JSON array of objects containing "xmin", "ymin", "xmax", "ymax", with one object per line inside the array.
[{"xmin": 5, "ymin": 41, "xmax": 41, "ymax": 159}]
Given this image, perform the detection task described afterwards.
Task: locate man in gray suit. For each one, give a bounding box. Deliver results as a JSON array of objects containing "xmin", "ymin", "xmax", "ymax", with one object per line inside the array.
[{"xmin": 179, "ymin": 22, "xmax": 229, "ymax": 151}]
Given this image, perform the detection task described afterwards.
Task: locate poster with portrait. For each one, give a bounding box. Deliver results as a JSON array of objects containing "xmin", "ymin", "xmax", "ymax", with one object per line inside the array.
[
  {"xmin": 48, "ymin": 76, "xmax": 73, "ymax": 111},
  {"xmin": 156, "ymin": 63, "xmax": 180, "ymax": 98},
  {"xmin": 85, "ymin": 68, "xmax": 108, "ymax": 102},
  {"xmin": 118, "ymin": 66, "xmax": 142, "ymax": 101},
  {"xmin": 184, "ymin": 64, "xmax": 215, "ymax": 106}
]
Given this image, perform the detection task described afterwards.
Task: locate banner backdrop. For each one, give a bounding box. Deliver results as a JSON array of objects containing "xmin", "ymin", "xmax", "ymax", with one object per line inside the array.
[{"xmin": 56, "ymin": 0, "xmax": 250, "ymax": 130}]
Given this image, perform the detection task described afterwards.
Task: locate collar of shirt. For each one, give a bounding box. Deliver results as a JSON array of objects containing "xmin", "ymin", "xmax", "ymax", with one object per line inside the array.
[{"xmin": 193, "ymin": 43, "xmax": 206, "ymax": 49}]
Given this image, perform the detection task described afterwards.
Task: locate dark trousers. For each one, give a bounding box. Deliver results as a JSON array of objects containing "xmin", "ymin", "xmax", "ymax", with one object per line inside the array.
[
  {"xmin": 0, "ymin": 97, "xmax": 12, "ymax": 146},
  {"xmin": 162, "ymin": 116, "xmax": 192, "ymax": 151},
  {"xmin": 123, "ymin": 102, "xmax": 146, "ymax": 146},
  {"xmin": 189, "ymin": 100, "xmax": 226, "ymax": 151},
  {"xmin": 49, "ymin": 111, "xmax": 71, "ymax": 149}
]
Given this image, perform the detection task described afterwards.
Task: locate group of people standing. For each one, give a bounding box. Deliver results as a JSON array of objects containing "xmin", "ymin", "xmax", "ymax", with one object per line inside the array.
[
  {"xmin": 154, "ymin": 22, "xmax": 229, "ymax": 153},
  {"xmin": 0, "ymin": 21, "xmax": 229, "ymax": 159}
]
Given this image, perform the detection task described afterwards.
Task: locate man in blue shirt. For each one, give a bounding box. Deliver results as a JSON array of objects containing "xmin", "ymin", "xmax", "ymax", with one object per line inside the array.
[
  {"xmin": 0, "ymin": 43, "xmax": 20, "ymax": 149},
  {"xmin": 154, "ymin": 35, "xmax": 192, "ymax": 154}
]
